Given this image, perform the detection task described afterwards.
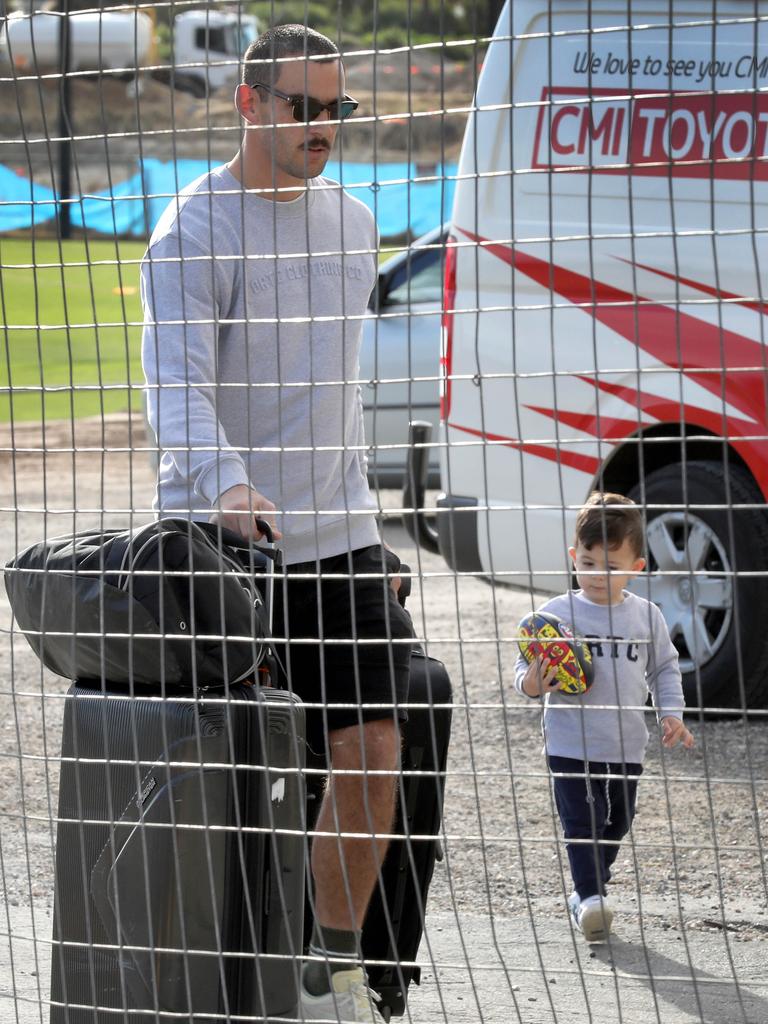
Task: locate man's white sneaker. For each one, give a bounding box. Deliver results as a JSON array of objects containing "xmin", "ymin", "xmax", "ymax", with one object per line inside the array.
[
  {"xmin": 571, "ymin": 893, "xmax": 614, "ymax": 943},
  {"xmin": 300, "ymin": 967, "xmax": 386, "ymax": 1023}
]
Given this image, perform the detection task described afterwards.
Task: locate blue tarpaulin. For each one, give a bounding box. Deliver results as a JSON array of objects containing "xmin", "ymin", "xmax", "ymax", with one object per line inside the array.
[
  {"xmin": 0, "ymin": 163, "xmax": 59, "ymax": 232},
  {"xmin": 0, "ymin": 159, "xmax": 455, "ymax": 239}
]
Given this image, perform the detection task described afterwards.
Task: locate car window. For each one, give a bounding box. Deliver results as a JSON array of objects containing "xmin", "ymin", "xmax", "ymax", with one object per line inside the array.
[{"xmin": 385, "ymin": 245, "xmax": 444, "ymax": 305}]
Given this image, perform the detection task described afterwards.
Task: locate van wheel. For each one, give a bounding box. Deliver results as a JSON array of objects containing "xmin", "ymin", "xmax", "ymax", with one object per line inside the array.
[{"xmin": 628, "ymin": 462, "xmax": 768, "ymax": 710}]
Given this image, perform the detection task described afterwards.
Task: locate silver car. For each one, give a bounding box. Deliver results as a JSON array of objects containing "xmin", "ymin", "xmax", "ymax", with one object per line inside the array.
[{"xmin": 360, "ymin": 225, "xmax": 446, "ymax": 487}]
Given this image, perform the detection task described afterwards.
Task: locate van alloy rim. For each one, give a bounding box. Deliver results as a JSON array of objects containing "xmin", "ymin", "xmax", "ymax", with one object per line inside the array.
[{"xmin": 630, "ymin": 512, "xmax": 733, "ymax": 675}]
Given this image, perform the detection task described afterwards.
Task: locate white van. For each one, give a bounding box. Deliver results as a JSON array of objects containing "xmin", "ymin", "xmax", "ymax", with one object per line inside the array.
[{"xmin": 411, "ymin": 0, "xmax": 768, "ymax": 709}]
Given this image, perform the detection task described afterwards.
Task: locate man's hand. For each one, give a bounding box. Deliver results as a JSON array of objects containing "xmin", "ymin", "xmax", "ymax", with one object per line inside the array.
[
  {"xmin": 209, "ymin": 484, "xmax": 282, "ymax": 542},
  {"xmin": 521, "ymin": 655, "xmax": 560, "ymax": 698},
  {"xmin": 383, "ymin": 542, "xmax": 401, "ymax": 597},
  {"xmin": 661, "ymin": 716, "xmax": 694, "ymax": 749}
]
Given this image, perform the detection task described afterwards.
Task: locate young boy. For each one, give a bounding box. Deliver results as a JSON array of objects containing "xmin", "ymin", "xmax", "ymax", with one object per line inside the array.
[{"xmin": 515, "ymin": 492, "xmax": 694, "ymax": 942}]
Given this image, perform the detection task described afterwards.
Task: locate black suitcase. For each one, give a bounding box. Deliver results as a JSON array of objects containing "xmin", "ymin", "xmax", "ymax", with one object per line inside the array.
[
  {"xmin": 303, "ymin": 646, "xmax": 452, "ymax": 1021},
  {"xmin": 50, "ymin": 681, "xmax": 306, "ymax": 1024},
  {"xmin": 362, "ymin": 648, "xmax": 452, "ymax": 1019}
]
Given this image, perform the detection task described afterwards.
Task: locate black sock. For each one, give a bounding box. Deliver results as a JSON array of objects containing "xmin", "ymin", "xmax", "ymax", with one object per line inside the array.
[{"xmin": 302, "ymin": 923, "xmax": 361, "ymax": 996}]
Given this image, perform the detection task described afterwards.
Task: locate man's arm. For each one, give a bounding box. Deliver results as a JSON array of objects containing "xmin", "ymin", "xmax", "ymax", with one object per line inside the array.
[{"xmin": 141, "ymin": 236, "xmax": 251, "ymax": 510}]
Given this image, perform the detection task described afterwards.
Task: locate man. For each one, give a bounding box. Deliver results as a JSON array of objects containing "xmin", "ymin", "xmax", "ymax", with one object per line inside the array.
[{"xmin": 140, "ymin": 24, "xmax": 412, "ymax": 1024}]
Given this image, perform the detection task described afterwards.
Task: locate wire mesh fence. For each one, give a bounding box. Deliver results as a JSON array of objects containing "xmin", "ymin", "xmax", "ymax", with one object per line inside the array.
[{"xmin": 1, "ymin": 1, "xmax": 768, "ymax": 1022}]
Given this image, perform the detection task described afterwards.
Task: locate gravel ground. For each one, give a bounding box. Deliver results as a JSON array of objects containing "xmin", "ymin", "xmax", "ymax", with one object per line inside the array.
[{"xmin": 1, "ymin": 414, "xmax": 767, "ymax": 1022}]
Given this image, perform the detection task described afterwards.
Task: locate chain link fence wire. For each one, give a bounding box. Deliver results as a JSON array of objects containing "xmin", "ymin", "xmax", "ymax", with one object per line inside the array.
[{"xmin": 1, "ymin": 0, "xmax": 767, "ymax": 1022}]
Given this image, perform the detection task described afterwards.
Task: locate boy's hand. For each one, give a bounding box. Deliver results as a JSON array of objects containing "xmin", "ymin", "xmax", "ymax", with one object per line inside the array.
[
  {"xmin": 522, "ymin": 655, "xmax": 560, "ymax": 698},
  {"xmin": 661, "ymin": 716, "xmax": 694, "ymax": 749}
]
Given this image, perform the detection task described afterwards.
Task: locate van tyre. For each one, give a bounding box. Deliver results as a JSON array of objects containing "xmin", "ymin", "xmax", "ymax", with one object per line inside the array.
[{"xmin": 629, "ymin": 461, "xmax": 768, "ymax": 711}]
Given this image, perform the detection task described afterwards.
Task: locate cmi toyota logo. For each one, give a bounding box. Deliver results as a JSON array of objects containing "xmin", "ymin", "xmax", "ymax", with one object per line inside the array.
[{"xmin": 533, "ymin": 87, "xmax": 768, "ymax": 180}]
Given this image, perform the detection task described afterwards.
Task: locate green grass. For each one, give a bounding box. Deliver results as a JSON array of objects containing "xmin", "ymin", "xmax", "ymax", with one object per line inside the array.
[
  {"xmin": 0, "ymin": 236, "xmax": 395, "ymax": 424},
  {"xmin": 0, "ymin": 237, "xmax": 147, "ymax": 423}
]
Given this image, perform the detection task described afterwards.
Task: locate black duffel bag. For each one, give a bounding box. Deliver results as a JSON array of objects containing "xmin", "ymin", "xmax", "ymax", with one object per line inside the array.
[{"xmin": 4, "ymin": 518, "xmax": 274, "ymax": 692}]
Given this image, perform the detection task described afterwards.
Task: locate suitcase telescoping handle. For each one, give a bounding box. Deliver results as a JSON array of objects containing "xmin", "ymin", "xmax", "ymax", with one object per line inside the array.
[
  {"xmin": 206, "ymin": 517, "xmax": 283, "ymax": 685},
  {"xmin": 252, "ymin": 518, "xmax": 287, "ymax": 687},
  {"xmin": 211, "ymin": 517, "xmax": 280, "ymax": 628},
  {"xmin": 254, "ymin": 518, "xmax": 279, "ymax": 635}
]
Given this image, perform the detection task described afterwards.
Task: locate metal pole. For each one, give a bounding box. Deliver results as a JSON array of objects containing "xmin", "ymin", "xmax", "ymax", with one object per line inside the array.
[{"xmin": 57, "ymin": 0, "xmax": 72, "ymax": 239}]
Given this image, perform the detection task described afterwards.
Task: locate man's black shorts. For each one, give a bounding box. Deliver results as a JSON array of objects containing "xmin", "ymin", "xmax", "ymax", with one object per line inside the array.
[{"xmin": 271, "ymin": 543, "xmax": 413, "ymax": 758}]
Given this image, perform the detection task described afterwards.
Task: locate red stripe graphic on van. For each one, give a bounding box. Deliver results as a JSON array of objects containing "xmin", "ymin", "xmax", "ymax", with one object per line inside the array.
[
  {"xmin": 618, "ymin": 258, "xmax": 768, "ymax": 317},
  {"xmin": 524, "ymin": 404, "xmax": 646, "ymax": 438},
  {"xmin": 458, "ymin": 228, "xmax": 765, "ymax": 426},
  {"xmin": 574, "ymin": 375, "xmax": 758, "ymax": 437},
  {"xmin": 529, "ymin": 383, "xmax": 758, "ymax": 446},
  {"xmin": 576, "ymin": 375, "xmax": 768, "ymax": 494},
  {"xmin": 446, "ymin": 421, "xmax": 601, "ymax": 475}
]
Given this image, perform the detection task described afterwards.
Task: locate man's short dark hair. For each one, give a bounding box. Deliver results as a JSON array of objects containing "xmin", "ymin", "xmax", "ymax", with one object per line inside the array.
[
  {"xmin": 242, "ymin": 25, "xmax": 340, "ymax": 89},
  {"xmin": 574, "ymin": 491, "xmax": 645, "ymax": 558}
]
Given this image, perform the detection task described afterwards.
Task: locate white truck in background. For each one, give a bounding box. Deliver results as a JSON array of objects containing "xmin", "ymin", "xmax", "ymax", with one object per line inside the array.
[
  {"xmin": 405, "ymin": 0, "xmax": 768, "ymax": 710},
  {"xmin": 0, "ymin": 8, "xmax": 259, "ymax": 95},
  {"xmin": 166, "ymin": 9, "xmax": 260, "ymax": 95}
]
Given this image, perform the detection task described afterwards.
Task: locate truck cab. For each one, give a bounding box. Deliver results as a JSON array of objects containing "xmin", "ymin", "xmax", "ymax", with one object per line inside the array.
[{"xmin": 170, "ymin": 10, "xmax": 260, "ymax": 96}]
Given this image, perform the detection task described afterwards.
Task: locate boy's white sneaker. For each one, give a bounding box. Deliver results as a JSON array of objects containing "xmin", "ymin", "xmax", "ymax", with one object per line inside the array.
[
  {"xmin": 567, "ymin": 891, "xmax": 581, "ymax": 925},
  {"xmin": 300, "ymin": 966, "xmax": 386, "ymax": 1023},
  {"xmin": 569, "ymin": 892, "xmax": 614, "ymax": 943}
]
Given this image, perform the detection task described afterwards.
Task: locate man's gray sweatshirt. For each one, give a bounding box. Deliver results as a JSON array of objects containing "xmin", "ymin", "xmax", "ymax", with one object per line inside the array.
[
  {"xmin": 140, "ymin": 165, "xmax": 380, "ymax": 564},
  {"xmin": 514, "ymin": 590, "xmax": 685, "ymax": 763}
]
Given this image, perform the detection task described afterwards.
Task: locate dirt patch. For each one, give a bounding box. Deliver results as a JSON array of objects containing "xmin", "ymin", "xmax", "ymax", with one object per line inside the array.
[{"xmin": 1, "ymin": 49, "xmax": 473, "ymax": 178}]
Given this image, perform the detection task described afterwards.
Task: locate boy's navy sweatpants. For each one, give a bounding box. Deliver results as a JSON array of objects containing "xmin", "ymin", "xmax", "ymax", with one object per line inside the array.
[{"xmin": 548, "ymin": 755, "xmax": 643, "ymax": 900}]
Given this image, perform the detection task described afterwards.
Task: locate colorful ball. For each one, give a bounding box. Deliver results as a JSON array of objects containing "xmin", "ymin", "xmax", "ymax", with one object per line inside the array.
[{"xmin": 517, "ymin": 611, "xmax": 594, "ymax": 695}]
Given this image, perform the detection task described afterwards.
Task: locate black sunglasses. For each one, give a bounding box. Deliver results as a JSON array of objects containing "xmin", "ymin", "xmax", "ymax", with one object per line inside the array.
[{"xmin": 255, "ymin": 82, "xmax": 358, "ymax": 123}]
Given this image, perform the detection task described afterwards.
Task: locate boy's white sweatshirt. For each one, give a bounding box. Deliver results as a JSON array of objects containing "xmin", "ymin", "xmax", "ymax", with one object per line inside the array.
[{"xmin": 514, "ymin": 590, "xmax": 685, "ymax": 763}]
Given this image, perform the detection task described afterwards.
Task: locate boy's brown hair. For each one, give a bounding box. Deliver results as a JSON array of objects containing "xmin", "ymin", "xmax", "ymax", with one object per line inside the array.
[{"xmin": 574, "ymin": 492, "xmax": 645, "ymax": 558}]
